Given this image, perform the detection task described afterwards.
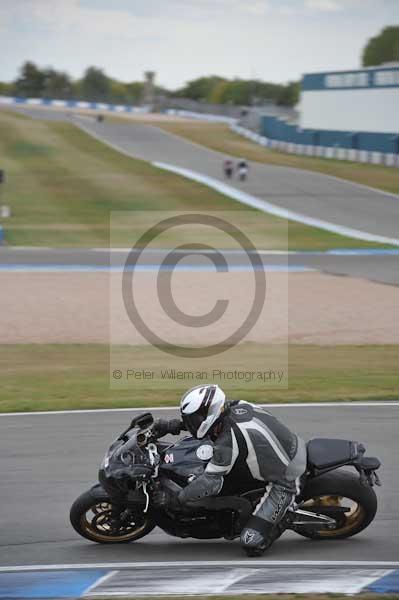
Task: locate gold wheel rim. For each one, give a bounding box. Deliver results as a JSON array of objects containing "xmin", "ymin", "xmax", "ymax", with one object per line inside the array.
[
  {"xmin": 80, "ymin": 502, "xmax": 148, "ymax": 542},
  {"xmin": 302, "ymin": 495, "xmax": 365, "ymax": 537}
]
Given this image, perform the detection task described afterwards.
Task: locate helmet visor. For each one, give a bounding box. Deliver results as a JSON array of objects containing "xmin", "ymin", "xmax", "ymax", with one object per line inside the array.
[{"xmin": 182, "ymin": 405, "xmax": 209, "ymax": 437}]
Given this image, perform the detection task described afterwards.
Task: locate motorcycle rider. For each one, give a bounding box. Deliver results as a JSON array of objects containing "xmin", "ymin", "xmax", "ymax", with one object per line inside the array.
[
  {"xmin": 223, "ymin": 158, "xmax": 234, "ymax": 179},
  {"xmin": 155, "ymin": 384, "xmax": 307, "ymax": 556},
  {"xmin": 236, "ymin": 158, "xmax": 249, "ymax": 181}
]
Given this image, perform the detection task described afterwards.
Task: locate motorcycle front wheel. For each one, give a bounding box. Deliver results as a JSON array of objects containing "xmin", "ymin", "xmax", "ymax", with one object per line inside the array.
[
  {"xmin": 70, "ymin": 485, "xmax": 156, "ymax": 543},
  {"xmin": 296, "ymin": 469, "xmax": 378, "ymax": 540}
]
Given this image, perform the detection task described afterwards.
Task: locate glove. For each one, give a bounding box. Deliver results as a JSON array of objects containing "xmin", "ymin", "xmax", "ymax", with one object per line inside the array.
[
  {"xmin": 153, "ymin": 418, "xmax": 184, "ymax": 438},
  {"xmin": 167, "ymin": 418, "xmax": 185, "ymax": 435}
]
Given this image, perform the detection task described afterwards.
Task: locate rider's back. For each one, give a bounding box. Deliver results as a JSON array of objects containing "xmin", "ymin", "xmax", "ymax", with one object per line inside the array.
[{"xmin": 211, "ymin": 401, "xmax": 300, "ymax": 494}]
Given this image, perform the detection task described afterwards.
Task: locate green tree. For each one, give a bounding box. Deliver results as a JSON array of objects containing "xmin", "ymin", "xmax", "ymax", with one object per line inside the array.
[
  {"xmin": 0, "ymin": 82, "xmax": 14, "ymax": 96},
  {"xmin": 208, "ymin": 79, "xmax": 229, "ymax": 103},
  {"xmin": 174, "ymin": 76, "xmax": 299, "ymax": 107},
  {"xmin": 126, "ymin": 82, "xmax": 144, "ymax": 103},
  {"xmin": 176, "ymin": 76, "xmax": 224, "ymax": 101},
  {"xmin": 42, "ymin": 69, "xmax": 73, "ymax": 99},
  {"xmin": 80, "ymin": 67, "xmax": 111, "ymax": 102},
  {"xmin": 109, "ymin": 80, "xmax": 129, "ymax": 103},
  {"xmin": 362, "ymin": 26, "xmax": 399, "ymax": 67},
  {"xmin": 276, "ymin": 81, "xmax": 300, "ymax": 106},
  {"xmin": 222, "ymin": 79, "xmax": 252, "ymax": 105},
  {"xmin": 14, "ymin": 61, "xmax": 46, "ymax": 97},
  {"xmin": 252, "ymin": 81, "xmax": 284, "ymax": 104}
]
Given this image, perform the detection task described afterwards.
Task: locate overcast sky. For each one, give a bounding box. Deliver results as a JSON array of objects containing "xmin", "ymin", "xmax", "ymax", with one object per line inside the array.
[{"xmin": 1, "ymin": 0, "xmax": 398, "ymax": 89}]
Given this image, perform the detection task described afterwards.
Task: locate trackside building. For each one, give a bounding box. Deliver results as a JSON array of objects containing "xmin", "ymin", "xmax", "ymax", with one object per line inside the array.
[{"xmin": 260, "ymin": 65, "xmax": 399, "ymax": 163}]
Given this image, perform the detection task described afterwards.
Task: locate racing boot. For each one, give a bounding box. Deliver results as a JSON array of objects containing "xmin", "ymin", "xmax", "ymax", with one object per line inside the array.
[{"xmin": 241, "ymin": 516, "xmax": 283, "ymax": 557}]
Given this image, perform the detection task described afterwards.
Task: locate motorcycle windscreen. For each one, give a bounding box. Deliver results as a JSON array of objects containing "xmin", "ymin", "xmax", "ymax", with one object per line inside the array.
[{"xmin": 103, "ymin": 433, "xmax": 149, "ymax": 474}]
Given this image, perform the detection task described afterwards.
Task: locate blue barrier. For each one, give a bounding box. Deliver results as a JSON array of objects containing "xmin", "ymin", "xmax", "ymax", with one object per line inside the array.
[
  {"xmin": 0, "ymin": 95, "xmax": 150, "ymax": 115},
  {"xmin": 232, "ymin": 122, "xmax": 399, "ymax": 167},
  {"xmin": 261, "ymin": 115, "xmax": 399, "ymax": 155},
  {"xmin": 0, "ymin": 225, "xmax": 3, "ymax": 244}
]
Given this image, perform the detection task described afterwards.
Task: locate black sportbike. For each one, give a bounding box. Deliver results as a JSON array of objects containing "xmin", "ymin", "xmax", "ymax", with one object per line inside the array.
[{"xmin": 70, "ymin": 412, "xmax": 381, "ymax": 549}]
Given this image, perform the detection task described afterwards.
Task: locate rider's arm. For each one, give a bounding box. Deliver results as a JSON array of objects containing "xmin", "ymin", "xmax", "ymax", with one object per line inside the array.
[
  {"xmin": 153, "ymin": 418, "xmax": 185, "ymax": 439},
  {"xmin": 178, "ymin": 428, "xmax": 238, "ymax": 503}
]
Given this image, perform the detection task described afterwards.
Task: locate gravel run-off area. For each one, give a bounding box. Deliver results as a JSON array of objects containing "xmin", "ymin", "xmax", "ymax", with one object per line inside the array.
[{"xmin": 1, "ymin": 271, "xmax": 399, "ymax": 345}]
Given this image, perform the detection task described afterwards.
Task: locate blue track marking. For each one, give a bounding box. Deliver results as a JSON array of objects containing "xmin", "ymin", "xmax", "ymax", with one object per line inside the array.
[
  {"xmin": 0, "ymin": 263, "xmax": 313, "ymax": 273},
  {"xmin": 367, "ymin": 570, "xmax": 399, "ymax": 593},
  {"xmin": 0, "ymin": 570, "xmax": 109, "ymax": 599},
  {"xmin": 0, "ymin": 565, "xmax": 398, "ymax": 597},
  {"xmin": 326, "ymin": 248, "xmax": 399, "ymax": 255}
]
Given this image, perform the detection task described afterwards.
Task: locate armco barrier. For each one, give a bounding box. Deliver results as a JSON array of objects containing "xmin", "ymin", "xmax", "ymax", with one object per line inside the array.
[
  {"xmin": 258, "ymin": 114, "xmax": 399, "ymax": 167},
  {"xmin": 0, "ymin": 95, "xmax": 150, "ymax": 115},
  {"xmin": 231, "ymin": 123, "xmax": 399, "ymax": 168}
]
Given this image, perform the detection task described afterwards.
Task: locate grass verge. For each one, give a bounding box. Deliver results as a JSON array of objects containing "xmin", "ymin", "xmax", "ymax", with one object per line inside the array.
[
  {"xmin": 0, "ymin": 344, "xmax": 398, "ymax": 412},
  {"xmin": 0, "ymin": 110, "xmax": 389, "ymax": 250},
  {"xmin": 151, "ymin": 121, "xmax": 399, "ymax": 196}
]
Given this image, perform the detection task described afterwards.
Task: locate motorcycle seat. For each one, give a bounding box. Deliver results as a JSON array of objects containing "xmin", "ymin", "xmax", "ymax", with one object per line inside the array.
[{"xmin": 307, "ymin": 438, "xmax": 359, "ymax": 470}]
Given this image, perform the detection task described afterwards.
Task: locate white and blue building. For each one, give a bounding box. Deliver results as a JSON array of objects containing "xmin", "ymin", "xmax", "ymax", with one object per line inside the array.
[{"xmin": 260, "ymin": 64, "xmax": 399, "ymax": 164}]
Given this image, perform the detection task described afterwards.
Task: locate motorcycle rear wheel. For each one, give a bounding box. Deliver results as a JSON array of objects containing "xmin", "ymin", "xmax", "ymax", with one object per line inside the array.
[
  {"xmin": 296, "ymin": 470, "xmax": 377, "ymax": 540},
  {"xmin": 70, "ymin": 486, "xmax": 156, "ymax": 543}
]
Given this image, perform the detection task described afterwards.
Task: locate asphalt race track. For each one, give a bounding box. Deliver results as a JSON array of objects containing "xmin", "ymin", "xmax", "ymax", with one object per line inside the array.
[
  {"xmin": 4, "ymin": 106, "xmax": 399, "ymax": 285},
  {"xmin": 74, "ymin": 116, "xmax": 399, "ymax": 241},
  {"xmin": 7, "ymin": 105, "xmax": 399, "ymax": 241},
  {"xmin": 0, "ymin": 405, "xmax": 397, "ymax": 567},
  {"xmin": 0, "ymin": 247, "xmax": 399, "ymax": 284}
]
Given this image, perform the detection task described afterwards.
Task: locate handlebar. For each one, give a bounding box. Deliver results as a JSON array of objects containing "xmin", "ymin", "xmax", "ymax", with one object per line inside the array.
[{"xmin": 118, "ymin": 412, "xmax": 154, "ymax": 440}]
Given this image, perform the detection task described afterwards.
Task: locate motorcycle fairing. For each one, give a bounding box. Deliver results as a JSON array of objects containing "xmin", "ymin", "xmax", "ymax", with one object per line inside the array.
[{"xmin": 159, "ymin": 436, "xmax": 213, "ymax": 482}]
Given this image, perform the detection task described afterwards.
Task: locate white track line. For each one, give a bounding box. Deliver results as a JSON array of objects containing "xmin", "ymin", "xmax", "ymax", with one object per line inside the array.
[
  {"xmin": 154, "ymin": 161, "xmax": 399, "ymax": 247},
  {"xmin": 1, "ymin": 401, "xmax": 398, "ymax": 417},
  {"xmin": 82, "ymin": 570, "xmax": 118, "ymax": 596},
  {"xmin": 1, "ymin": 561, "xmax": 399, "ymax": 572}
]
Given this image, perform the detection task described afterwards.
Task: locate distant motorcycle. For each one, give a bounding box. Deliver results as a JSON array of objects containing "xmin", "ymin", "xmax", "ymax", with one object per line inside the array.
[
  {"xmin": 223, "ymin": 159, "xmax": 234, "ymax": 179},
  {"xmin": 70, "ymin": 412, "xmax": 381, "ymax": 546},
  {"xmin": 237, "ymin": 159, "xmax": 249, "ymax": 181}
]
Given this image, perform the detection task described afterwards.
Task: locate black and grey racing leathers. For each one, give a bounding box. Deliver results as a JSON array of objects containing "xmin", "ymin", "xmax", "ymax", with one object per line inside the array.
[{"xmin": 178, "ymin": 400, "xmax": 307, "ymax": 551}]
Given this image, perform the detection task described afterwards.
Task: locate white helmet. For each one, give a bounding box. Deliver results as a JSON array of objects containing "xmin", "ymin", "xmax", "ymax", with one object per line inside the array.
[{"xmin": 180, "ymin": 384, "xmax": 226, "ymax": 439}]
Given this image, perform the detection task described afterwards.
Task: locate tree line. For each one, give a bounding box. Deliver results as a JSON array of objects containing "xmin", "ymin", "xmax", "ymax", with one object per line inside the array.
[
  {"xmin": 174, "ymin": 76, "xmax": 300, "ymax": 106},
  {"xmin": 0, "ymin": 63, "xmax": 151, "ymax": 104},
  {"xmin": 0, "ymin": 62, "xmax": 299, "ymax": 107}
]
